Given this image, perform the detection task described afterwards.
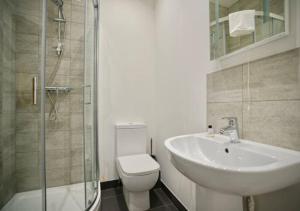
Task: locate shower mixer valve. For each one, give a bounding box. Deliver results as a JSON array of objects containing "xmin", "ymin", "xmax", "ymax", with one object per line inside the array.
[{"xmin": 56, "ymin": 42, "xmax": 63, "ymax": 56}]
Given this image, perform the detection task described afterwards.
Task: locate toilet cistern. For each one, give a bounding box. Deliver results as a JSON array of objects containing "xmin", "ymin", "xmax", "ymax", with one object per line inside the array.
[{"xmin": 115, "ymin": 123, "xmax": 160, "ymax": 211}]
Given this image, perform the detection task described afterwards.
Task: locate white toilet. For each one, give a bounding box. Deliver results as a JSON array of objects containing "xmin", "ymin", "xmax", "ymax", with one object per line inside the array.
[{"xmin": 115, "ymin": 123, "xmax": 160, "ymax": 211}]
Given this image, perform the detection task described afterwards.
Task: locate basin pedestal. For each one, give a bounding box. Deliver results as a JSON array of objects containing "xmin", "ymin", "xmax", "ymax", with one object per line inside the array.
[{"xmin": 196, "ymin": 186, "xmax": 243, "ymax": 211}]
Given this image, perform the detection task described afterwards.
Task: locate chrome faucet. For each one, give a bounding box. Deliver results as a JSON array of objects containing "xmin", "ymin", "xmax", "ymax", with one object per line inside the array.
[{"xmin": 219, "ymin": 117, "xmax": 240, "ymax": 143}]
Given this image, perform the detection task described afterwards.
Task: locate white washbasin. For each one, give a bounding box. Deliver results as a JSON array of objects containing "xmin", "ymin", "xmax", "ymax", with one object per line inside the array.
[{"xmin": 165, "ymin": 133, "xmax": 300, "ymax": 196}]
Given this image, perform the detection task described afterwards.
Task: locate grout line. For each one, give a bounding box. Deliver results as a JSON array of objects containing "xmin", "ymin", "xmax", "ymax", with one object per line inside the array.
[{"xmin": 242, "ymin": 64, "xmax": 245, "ymax": 138}]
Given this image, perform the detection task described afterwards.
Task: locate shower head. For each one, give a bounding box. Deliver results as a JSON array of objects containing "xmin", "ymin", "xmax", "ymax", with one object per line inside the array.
[
  {"xmin": 51, "ymin": 0, "xmax": 65, "ymax": 21},
  {"xmin": 51, "ymin": 0, "xmax": 63, "ymax": 7}
]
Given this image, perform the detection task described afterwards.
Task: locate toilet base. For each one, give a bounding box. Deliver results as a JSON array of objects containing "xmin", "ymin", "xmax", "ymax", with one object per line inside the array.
[{"xmin": 123, "ymin": 187, "xmax": 150, "ymax": 211}]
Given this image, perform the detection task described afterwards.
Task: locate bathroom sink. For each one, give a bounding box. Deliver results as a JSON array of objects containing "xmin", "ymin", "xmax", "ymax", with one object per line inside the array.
[{"xmin": 165, "ymin": 133, "xmax": 300, "ymax": 196}]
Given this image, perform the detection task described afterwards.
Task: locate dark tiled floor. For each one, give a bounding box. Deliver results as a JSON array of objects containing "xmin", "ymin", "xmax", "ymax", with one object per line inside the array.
[{"xmin": 101, "ymin": 187, "xmax": 179, "ymax": 211}]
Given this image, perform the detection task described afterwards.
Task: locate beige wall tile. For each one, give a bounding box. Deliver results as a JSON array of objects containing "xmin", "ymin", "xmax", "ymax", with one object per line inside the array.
[
  {"xmin": 15, "ymin": 0, "xmax": 41, "ymax": 17},
  {"xmin": 70, "ymin": 94, "xmax": 83, "ymax": 112},
  {"xmin": 46, "ymin": 57, "xmax": 71, "ymax": 76},
  {"xmin": 46, "ymin": 149, "xmax": 70, "ymax": 169},
  {"xmin": 72, "ymin": 0, "xmax": 84, "ymax": 6},
  {"xmin": 16, "ymin": 34, "xmax": 39, "ymax": 54},
  {"xmin": 243, "ymin": 49, "xmax": 300, "ymax": 101},
  {"xmin": 16, "ymin": 94, "xmax": 40, "ymax": 113},
  {"xmin": 16, "ymin": 53, "xmax": 39, "ymax": 74},
  {"xmin": 15, "ymin": 14, "xmax": 40, "ymax": 35},
  {"xmin": 16, "ymin": 165, "xmax": 39, "ymax": 178},
  {"xmin": 69, "ymin": 75, "xmax": 83, "ymax": 94},
  {"xmin": 207, "ymin": 65, "xmax": 243, "ymax": 103},
  {"xmin": 71, "ymin": 130, "xmax": 83, "ymax": 149},
  {"xmin": 46, "ymin": 113, "xmax": 70, "ymax": 131},
  {"xmin": 47, "ymin": 74, "xmax": 69, "ymax": 87},
  {"xmin": 16, "ymin": 132, "xmax": 39, "ymax": 153},
  {"xmin": 71, "ymin": 148, "xmax": 83, "ymax": 167},
  {"xmin": 70, "ymin": 40, "xmax": 84, "ymax": 58},
  {"xmin": 243, "ymin": 101, "xmax": 300, "ymax": 151},
  {"xmin": 46, "ymin": 131, "xmax": 69, "ymax": 150},
  {"xmin": 2, "ymin": 93, "xmax": 16, "ymax": 113},
  {"xmin": 16, "ymin": 113, "xmax": 39, "ymax": 133},
  {"xmin": 0, "ymin": 0, "xmax": 16, "ymax": 202},
  {"xmin": 46, "ymin": 168, "xmax": 70, "ymax": 187},
  {"xmin": 71, "ymin": 5, "xmax": 84, "ymax": 24},
  {"xmin": 70, "ymin": 165, "xmax": 83, "ymax": 183},
  {"xmin": 71, "ymin": 22, "xmax": 84, "ymax": 41},
  {"xmin": 16, "ymin": 176, "xmax": 40, "ymax": 192},
  {"xmin": 70, "ymin": 113, "xmax": 83, "ymax": 130},
  {"xmin": 70, "ymin": 58, "xmax": 84, "ymax": 77},
  {"xmin": 16, "ymin": 152, "xmax": 39, "ymax": 170}
]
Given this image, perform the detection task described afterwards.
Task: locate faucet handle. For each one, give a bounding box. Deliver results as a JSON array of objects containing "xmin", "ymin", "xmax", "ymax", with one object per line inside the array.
[
  {"xmin": 222, "ymin": 117, "xmax": 240, "ymax": 139},
  {"xmin": 222, "ymin": 117, "xmax": 237, "ymax": 126}
]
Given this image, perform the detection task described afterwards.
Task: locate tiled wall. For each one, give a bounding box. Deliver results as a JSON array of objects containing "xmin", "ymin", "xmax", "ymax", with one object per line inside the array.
[
  {"xmin": 0, "ymin": 0, "xmax": 17, "ymax": 208},
  {"xmin": 15, "ymin": 0, "xmax": 85, "ymax": 192},
  {"xmin": 207, "ymin": 48, "xmax": 300, "ymax": 151},
  {"xmin": 14, "ymin": 0, "xmax": 42, "ymax": 192}
]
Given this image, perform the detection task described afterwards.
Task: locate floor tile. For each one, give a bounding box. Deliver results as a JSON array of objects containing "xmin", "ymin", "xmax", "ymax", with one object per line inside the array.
[
  {"xmin": 102, "ymin": 187, "xmax": 123, "ymax": 199},
  {"xmin": 101, "ymin": 187, "xmax": 179, "ymax": 211},
  {"xmin": 150, "ymin": 189, "xmax": 173, "ymax": 208},
  {"xmin": 101, "ymin": 194, "xmax": 128, "ymax": 211}
]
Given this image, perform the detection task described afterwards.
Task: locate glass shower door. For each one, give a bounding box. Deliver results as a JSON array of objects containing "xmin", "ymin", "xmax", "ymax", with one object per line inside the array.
[
  {"xmin": 83, "ymin": 0, "xmax": 99, "ymax": 208},
  {"xmin": 0, "ymin": 0, "xmax": 46, "ymax": 210}
]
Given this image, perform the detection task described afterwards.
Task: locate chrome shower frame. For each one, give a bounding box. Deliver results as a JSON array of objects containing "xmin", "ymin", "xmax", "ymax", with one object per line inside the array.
[
  {"xmin": 83, "ymin": 0, "xmax": 101, "ymax": 210},
  {"xmin": 39, "ymin": 0, "xmax": 101, "ymax": 210}
]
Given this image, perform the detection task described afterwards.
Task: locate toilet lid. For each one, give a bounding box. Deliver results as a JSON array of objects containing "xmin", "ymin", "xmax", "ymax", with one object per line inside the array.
[{"xmin": 117, "ymin": 154, "xmax": 160, "ymax": 176}]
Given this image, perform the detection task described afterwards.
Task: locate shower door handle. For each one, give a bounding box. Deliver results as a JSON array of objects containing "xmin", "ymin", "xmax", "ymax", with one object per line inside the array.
[
  {"xmin": 32, "ymin": 76, "xmax": 38, "ymax": 105},
  {"xmin": 83, "ymin": 85, "xmax": 92, "ymax": 104}
]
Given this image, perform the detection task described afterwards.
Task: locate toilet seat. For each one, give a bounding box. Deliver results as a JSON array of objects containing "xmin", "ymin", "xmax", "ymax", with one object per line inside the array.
[{"xmin": 117, "ymin": 154, "xmax": 160, "ymax": 176}]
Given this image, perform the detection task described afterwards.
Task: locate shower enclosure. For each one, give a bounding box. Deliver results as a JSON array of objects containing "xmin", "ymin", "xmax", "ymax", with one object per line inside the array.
[{"xmin": 0, "ymin": 0, "xmax": 100, "ymax": 210}]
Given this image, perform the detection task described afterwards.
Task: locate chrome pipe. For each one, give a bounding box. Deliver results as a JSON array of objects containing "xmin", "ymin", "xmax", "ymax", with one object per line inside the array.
[{"xmin": 51, "ymin": 0, "xmax": 63, "ymax": 7}]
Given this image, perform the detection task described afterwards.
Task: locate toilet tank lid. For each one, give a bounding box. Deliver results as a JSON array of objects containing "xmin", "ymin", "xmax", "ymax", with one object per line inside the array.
[
  {"xmin": 117, "ymin": 154, "xmax": 160, "ymax": 176},
  {"xmin": 115, "ymin": 122, "xmax": 146, "ymax": 129}
]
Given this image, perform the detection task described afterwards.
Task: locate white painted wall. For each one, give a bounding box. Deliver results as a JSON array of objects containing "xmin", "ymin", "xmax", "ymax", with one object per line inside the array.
[
  {"xmin": 154, "ymin": 0, "xmax": 210, "ymax": 210},
  {"xmin": 98, "ymin": 0, "xmax": 157, "ymax": 181},
  {"xmin": 98, "ymin": 0, "xmax": 300, "ymax": 210}
]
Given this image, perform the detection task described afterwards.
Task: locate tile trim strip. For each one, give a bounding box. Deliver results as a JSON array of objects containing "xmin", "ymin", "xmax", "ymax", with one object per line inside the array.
[
  {"xmin": 100, "ymin": 179, "xmax": 122, "ymax": 190},
  {"xmin": 160, "ymin": 182, "xmax": 188, "ymax": 211}
]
